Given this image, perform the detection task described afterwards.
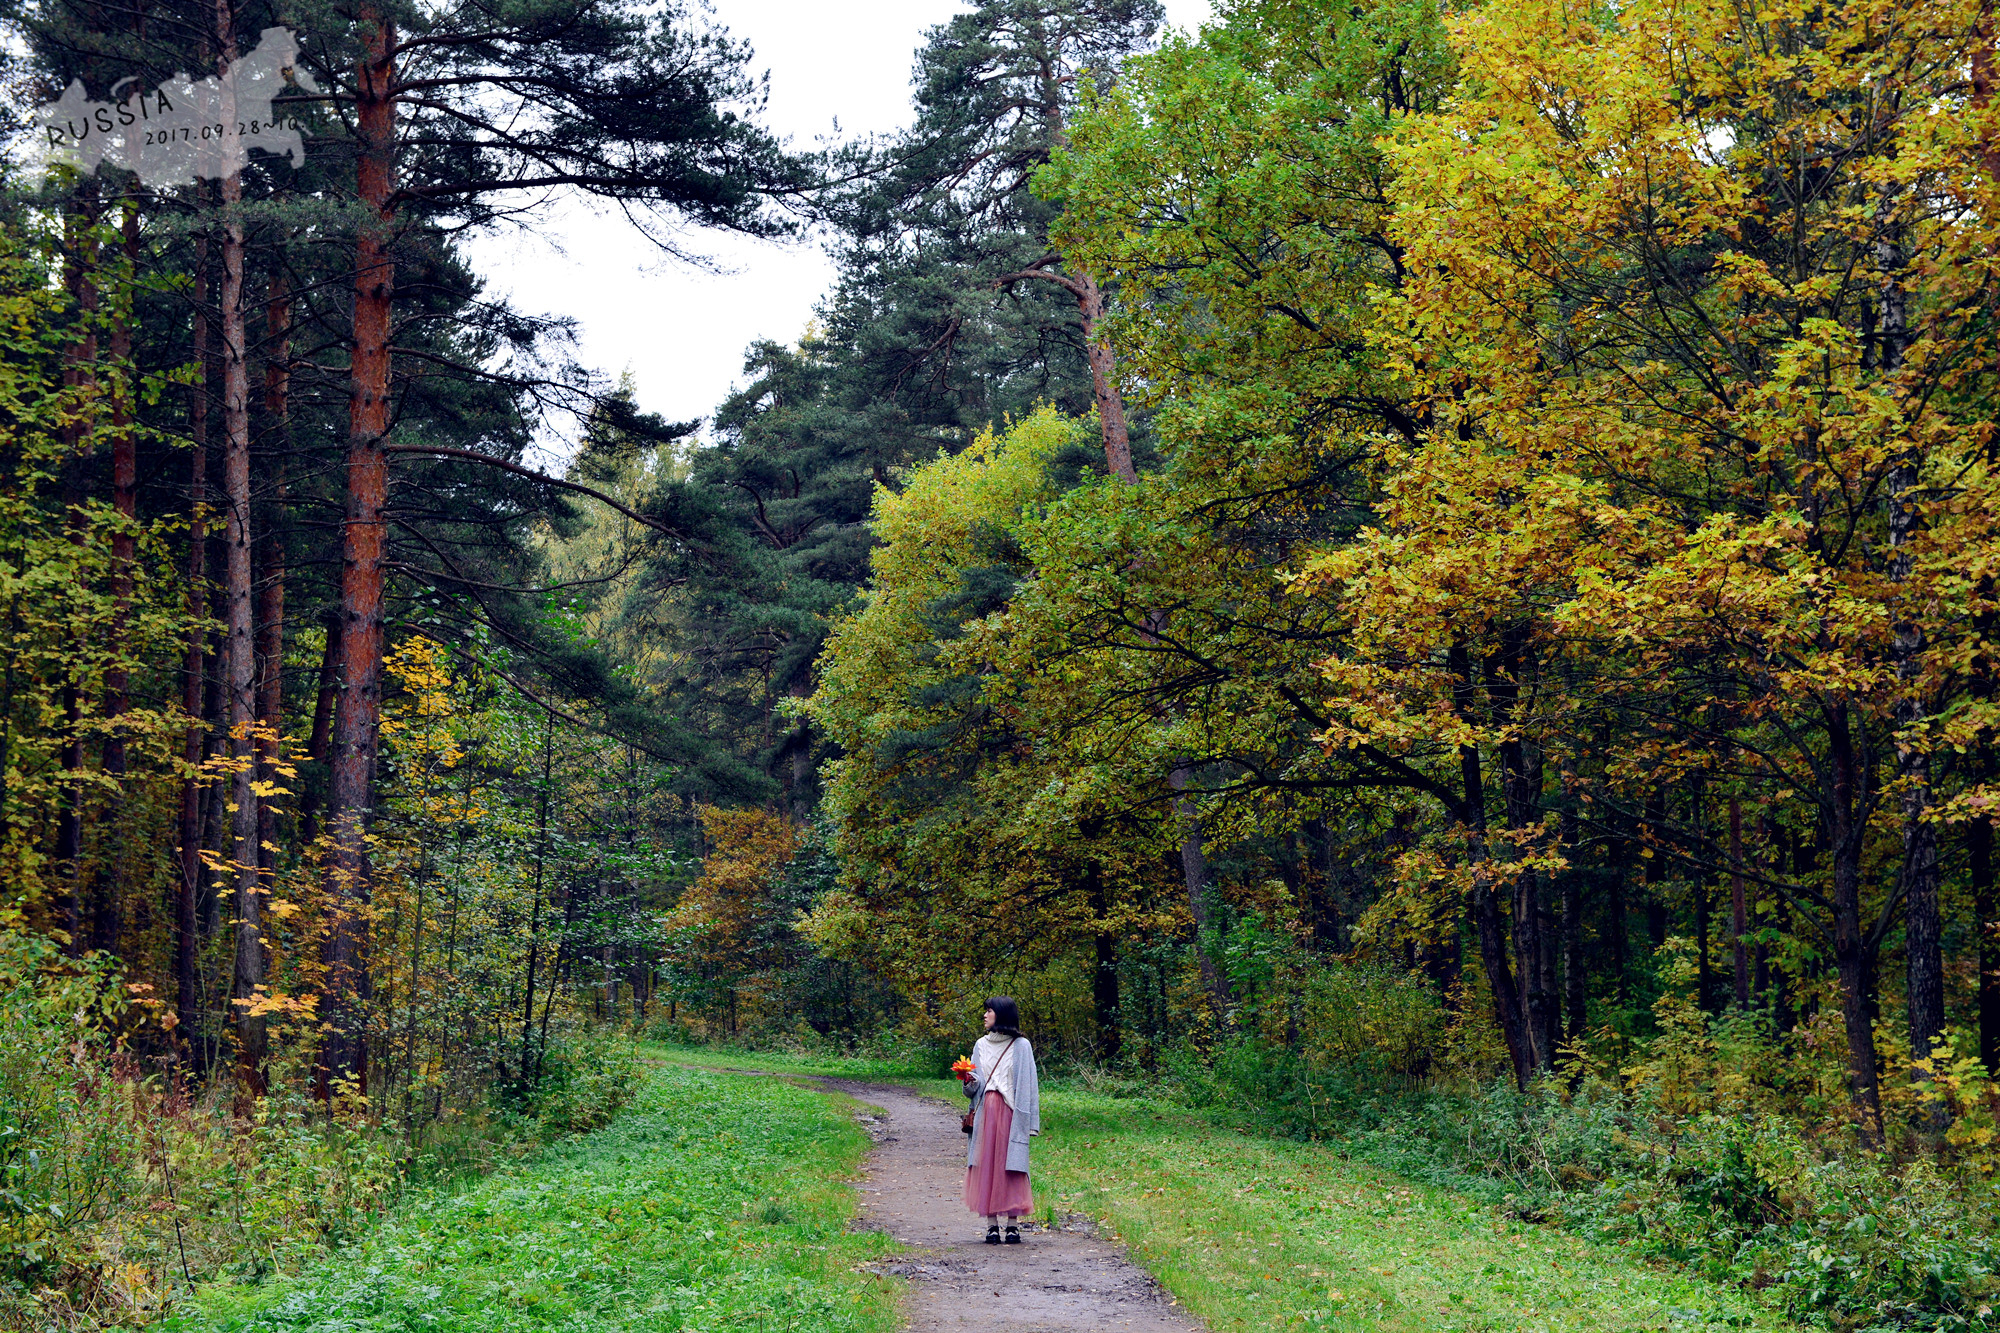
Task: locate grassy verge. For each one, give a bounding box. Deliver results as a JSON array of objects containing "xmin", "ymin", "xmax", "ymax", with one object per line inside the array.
[
  {"xmin": 648, "ymin": 1043, "xmax": 1786, "ymax": 1331},
  {"xmin": 170, "ymin": 1061, "xmax": 906, "ymax": 1333},
  {"xmin": 1033, "ymin": 1087, "xmax": 1783, "ymax": 1332},
  {"xmin": 641, "ymin": 1043, "xmax": 943, "ymax": 1087}
]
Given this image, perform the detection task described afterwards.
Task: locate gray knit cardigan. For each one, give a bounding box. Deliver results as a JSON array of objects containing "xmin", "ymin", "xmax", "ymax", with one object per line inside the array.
[{"xmin": 963, "ymin": 1033, "xmax": 1040, "ymax": 1174}]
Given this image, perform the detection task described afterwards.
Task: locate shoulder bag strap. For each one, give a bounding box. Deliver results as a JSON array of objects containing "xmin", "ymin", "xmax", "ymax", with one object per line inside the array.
[
  {"xmin": 965, "ymin": 1038, "xmax": 1019, "ymax": 1135},
  {"xmin": 986, "ymin": 1037, "xmax": 1019, "ymax": 1096},
  {"xmin": 975, "ymin": 1038, "xmax": 1020, "ymax": 1095}
]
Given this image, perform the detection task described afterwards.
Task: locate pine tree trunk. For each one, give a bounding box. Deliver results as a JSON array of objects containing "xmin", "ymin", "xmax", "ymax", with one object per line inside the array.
[
  {"xmin": 319, "ymin": 8, "xmax": 398, "ymax": 1098},
  {"xmin": 1897, "ymin": 666, "xmax": 1943, "ymax": 1071},
  {"xmin": 1074, "ymin": 271, "xmax": 1134, "ymax": 484},
  {"xmin": 1538, "ymin": 880, "xmax": 1560, "ymax": 1050},
  {"xmin": 1696, "ymin": 874, "xmax": 1712, "ymax": 1013},
  {"xmin": 1773, "ymin": 873, "xmax": 1798, "ymax": 1037},
  {"xmin": 201, "ymin": 653, "xmax": 228, "ymax": 946},
  {"xmin": 101, "ymin": 206, "xmax": 137, "ymax": 773},
  {"xmin": 1077, "ymin": 283, "xmax": 1220, "ymax": 1026},
  {"xmin": 255, "ymin": 266, "xmax": 290, "ymax": 880},
  {"xmin": 1470, "ymin": 860, "xmax": 1533, "ymax": 1090},
  {"xmin": 520, "ymin": 711, "xmax": 553, "ymax": 1083},
  {"xmin": 96, "ymin": 201, "xmax": 141, "ymax": 959},
  {"xmin": 1643, "ymin": 785, "xmax": 1670, "ymax": 947},
  {"xmin": 1513, "ymin": 871, "xmax": 1549, "ymax": 1069},
  {"xmin": 56, "ymin": 198, "xmax": 99, "ymax": 957},
  {"xmin": 175, "ymin": 230, "xmax": 211, "ymax": 1071},
  {"xmin": 1561, "ymin": 872, "xmax": 1585, "ymax": 1048},
  {"xmin": 1694, "ymin": 780, "xmax": 1713, "ymax": 1012},
  {"xmin": 215, "ymin": 10, "xmax": 266, "ymax": 1101},
  {"xmin": 55, "ymin": 680, "xmax": 83, "ymax": 951}
]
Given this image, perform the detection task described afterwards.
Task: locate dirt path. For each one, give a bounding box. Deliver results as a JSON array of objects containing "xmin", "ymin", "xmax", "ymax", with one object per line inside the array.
[{"xmin": 815, "ymin": 1079, "xmax": 1207, "ymax": 1333}]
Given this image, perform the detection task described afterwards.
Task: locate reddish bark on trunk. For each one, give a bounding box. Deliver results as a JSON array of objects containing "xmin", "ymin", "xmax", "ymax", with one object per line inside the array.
[
  {"xmin": 997, "ymin": 262, "xmax": 1134, "ymax": 484},
  {"xmin": 1075, "ymin": 271, "xmax": 1134, "ymax": 484},
  {"xmin": 318, "ymin": 10, "xmax": 398, "ymax": 1097}
]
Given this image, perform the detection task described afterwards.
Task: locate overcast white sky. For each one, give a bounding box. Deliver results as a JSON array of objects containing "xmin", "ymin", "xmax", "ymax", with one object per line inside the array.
[{"xmin": 464, "ymin": 0, "xmax": 1213, "ymax": 452}]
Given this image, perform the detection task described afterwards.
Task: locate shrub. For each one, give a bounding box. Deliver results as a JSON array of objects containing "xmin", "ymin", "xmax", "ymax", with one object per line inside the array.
[
  {"xmin": 512, "ymin": 1030, "xmax": 643, "ymax": 1137},
  {"xmin": 1218, "ymin": 1055, "xmax": 2000, "ymax": 1331},
  {"xmin": 0, "ymin": 930, "xmax": 652, "ymax": 1329},
  {"xmin": 0, "ymin": 933, "xmax": 137, "ymax": 1302},
  {"xmin": 1134, "ymin": 969, "xmax": 2000, "ymax": 1333}
]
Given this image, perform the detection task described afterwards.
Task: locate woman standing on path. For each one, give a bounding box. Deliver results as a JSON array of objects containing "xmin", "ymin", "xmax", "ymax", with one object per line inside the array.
[{"xmin": 962, "ymin": 996, "xmax": 1040, "ymax": 1244}]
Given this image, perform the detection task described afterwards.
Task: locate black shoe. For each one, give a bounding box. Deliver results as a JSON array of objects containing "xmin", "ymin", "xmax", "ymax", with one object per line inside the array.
[
  {"xmin": 1004, "ymin": 1226, "xmax": 1021, "ymax": 1244},
  {"xmin": 984, "ymin": 1227, "xmax": 1001, "ymax": 1244}
]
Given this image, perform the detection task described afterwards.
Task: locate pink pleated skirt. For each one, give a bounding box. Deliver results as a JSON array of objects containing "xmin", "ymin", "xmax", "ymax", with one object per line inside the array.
[{"xmin": 964, "ymin": 1090, "xmax": 1033, "ymax": 1217}]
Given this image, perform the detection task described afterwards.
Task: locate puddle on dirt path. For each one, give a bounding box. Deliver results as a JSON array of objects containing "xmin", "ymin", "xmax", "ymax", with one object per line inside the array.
[{"xmin": 813, "ymin": 1078, "xmax": 1207, "ymax": 1333}]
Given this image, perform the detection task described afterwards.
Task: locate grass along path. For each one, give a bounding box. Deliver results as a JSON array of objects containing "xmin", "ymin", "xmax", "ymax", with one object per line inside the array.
[
  {"xmin": 649, "ymin": 1046, "xmax": 1785, "ymax": 1332},
  {"xmin": 1033, "ymin": 1087, "xmax": 1781, "ymax": 1333},
  {"xmin": 172, "ymin": 1061, "xmax": 905, "ymax": 1333}
]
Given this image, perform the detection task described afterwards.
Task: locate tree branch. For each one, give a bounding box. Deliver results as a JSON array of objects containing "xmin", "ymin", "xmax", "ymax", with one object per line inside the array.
[{"xmin": 381, "ymin": 444, "xmax": 681, "ymax": 538}]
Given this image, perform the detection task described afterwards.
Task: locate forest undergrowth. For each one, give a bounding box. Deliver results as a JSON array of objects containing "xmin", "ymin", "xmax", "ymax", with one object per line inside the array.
[
  {"xmin": 644, "ymin": 1042, "xmax": 1779, "ymax": 1332},
  {"xmin": 654, "ymin": 982, "xmax": 2000, "ymax": 1333},
  {"xmin": 1186, "ymin": 1046, "xmax": 2000, "ymax": 1333},
  {"xmin": 170, "ymin": 1061, "xmax": 902, "ymax": 1333},
  {"xmin": 0, "ymin": 933, "xmax": 644, "ymax": 1330}
]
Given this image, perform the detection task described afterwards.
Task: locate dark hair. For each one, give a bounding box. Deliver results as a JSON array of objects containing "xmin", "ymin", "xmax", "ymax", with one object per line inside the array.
[{"xmin": 983, "ymin": 996, "xmax": 1022, "ymax": 1037}]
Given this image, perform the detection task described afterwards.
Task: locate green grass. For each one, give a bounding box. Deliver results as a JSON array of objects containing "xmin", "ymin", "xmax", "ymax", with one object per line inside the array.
[
  {"xmin": 650, "ymin": 1044, "xmax": 1788, "ymax": 1332},
  {"xmin": 641, "ymin": 1043, "xmax": 942, "ymax": 1086},
  {"xmin": 197, "ymin": 1043, "xmax": 1785, "ymax": 1332},
  {"xmin": 170, "ymin": 1062, "xmax": 906, "ymax": 1333},
  {"xmin": 1032, "ymin": 1087, "xmax": 1784, "ymax": 1332}
]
